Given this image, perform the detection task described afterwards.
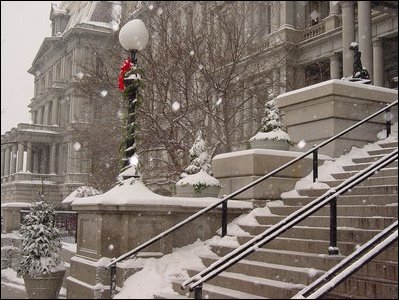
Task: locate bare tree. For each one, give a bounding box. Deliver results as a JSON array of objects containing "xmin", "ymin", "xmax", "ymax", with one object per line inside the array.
[{"xmin": 70, "ymin": 1, "xmax": 293, "ymax": 193}]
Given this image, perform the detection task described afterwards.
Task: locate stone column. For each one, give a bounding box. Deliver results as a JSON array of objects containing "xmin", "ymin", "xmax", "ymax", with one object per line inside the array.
[
  {"xmin": 273, "ymin": 68, "xmax": 281, "ymax": 96},
  {"xmin": 325, "ymin": 1, "xmax": 341, "ymax": 31},
  {"xmin": 1, "ymin": 148, "xmax": 5, "ymax": 177},
  {"xmin": 37, "ymin": 106, "xmax": 44, "ymax": 125},
  {"xmin": 33, "ymin": 151, "xmax": 39, "ymax": 174},
  {"xmin": 341, "ymin": 1, "xmax": 355, "ymax": 77},
  {"xmin": 279, "ymin": 1, "xmax": 295, "ymax": 28},
  {"xmin": 373, "ymin": 39, "xmax": 384, "ymax": 87},
  {"xmin": 10, "ymin": 144, "xmax": 17, "ymax": 174},
  {"xmin": 52, "ymin": 98, "xmax": 59, "ymax": 125},
  {"xmin": 50, "ymin": 143, "xmax": 57, "ymax": 174},
  {"xmin": 330, "ymin": 53, "xmax": 341, "ymax": 79},
  {"xmin": 17, "ymin": 142, "xmax": 24, "ymax": 172},
  {"xmin": 358, "ymin": 1, "xmax": 373, "ymax": 81},
  {"xmin": 26, "ymin": 142, "xmax": 33, "ymax": 173},
  {"xmin": 271, "ymin": 2, "xmax": 280, "ymax": 32},
  {"xmin": 43, "ymin": 101, "xmax": 50, "ymax": 125},
  {"xmin": 31, "ymin": 110, "xmax": 37, "ymax": 124},
  {"xmin": 4, "ymin": 146, "xmax": 11, "ymax": 176}
]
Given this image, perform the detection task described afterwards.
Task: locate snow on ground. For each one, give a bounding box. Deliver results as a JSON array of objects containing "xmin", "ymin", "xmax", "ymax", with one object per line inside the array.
[{"xmin": 114, "ymin": 239, "xmax": 215, "ymax": 299}]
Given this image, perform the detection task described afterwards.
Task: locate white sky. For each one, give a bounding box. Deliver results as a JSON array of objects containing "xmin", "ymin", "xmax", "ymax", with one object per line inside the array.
[{"xmin": 1, "ymin": 1, "xmax": 53, "ymax": 135}]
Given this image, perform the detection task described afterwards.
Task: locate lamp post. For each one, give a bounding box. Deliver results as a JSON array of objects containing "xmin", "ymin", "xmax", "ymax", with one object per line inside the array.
[{"xmin": 118, "ymin": 19, "xmax": 149, "ymax": 177}]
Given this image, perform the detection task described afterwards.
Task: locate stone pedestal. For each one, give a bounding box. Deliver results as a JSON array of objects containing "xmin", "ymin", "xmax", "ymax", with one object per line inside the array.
[
  {"xmin": 67, "ymin": 181, "xmax": 251, "ymax": 299},
  {"xmin": 212, "ymin": 149, "xmax": 331, "ymax": 202},
  {"xmin": 1, "ymin": 203, "xmax": 31, "ymax": 233},
  {"xmin": 275, "ymin": 80, "xmax": 398, "ymax": 157}
]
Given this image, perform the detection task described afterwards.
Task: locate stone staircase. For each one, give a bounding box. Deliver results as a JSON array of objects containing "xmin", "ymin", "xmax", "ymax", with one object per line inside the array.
[{"xmin": 166, "ymin": 140, "xmax": 398, "ymax": 299}]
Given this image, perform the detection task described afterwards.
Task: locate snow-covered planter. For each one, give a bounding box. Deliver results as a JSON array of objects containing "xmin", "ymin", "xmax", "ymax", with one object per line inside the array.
[
  {"xmin": 17, "ymin": 201, "xmax": 66, "ymax": 299},
  {"xmin": 249, "ymin": 98, "xmax": 293, "ymax": 151},
  {"xmin": 176, "ymin": 170, "xmax": 221, "ymax": 198},
  {"xmin": 176, "ymin": 131, "xmax": 221, "ymax": 197}
]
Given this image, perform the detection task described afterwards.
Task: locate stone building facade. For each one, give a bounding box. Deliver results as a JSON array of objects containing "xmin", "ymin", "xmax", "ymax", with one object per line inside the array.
[
  {"xmin": 1, "ymin": 1, "xmax": 398, "ymax": 207},
  {"xmin": 1, "ymin": 1, "xmax": 121, "ymax": 207}
]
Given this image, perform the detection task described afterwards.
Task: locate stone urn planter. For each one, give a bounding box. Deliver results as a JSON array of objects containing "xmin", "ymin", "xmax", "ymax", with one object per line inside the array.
[
  {"xmin": 23, "ymin": 270, "xmax": 66, "ymax": 299},
  {"xmin": 176, "ymin": 170, "xmax": 222, "ymax": 198},
  {"xmin": 249, "ymin": 129, "xmax": 293, "ymax": 151}
]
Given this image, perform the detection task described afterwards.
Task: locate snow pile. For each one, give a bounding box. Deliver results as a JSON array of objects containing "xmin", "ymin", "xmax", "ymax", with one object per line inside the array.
[
  {"xmin": 62, "ymin": 186, "xmax": 102, "ymax": 204},
  {"xmin": 250, "ymin": 129, "xmax": 292, "ymax": 142},
  {"xmin": 176, "ymin": 170, "xmax": 221, "ymax": 187},
  {"xmin": 114, "ymin": 239, "xmax": 214, "ymax": 299}
]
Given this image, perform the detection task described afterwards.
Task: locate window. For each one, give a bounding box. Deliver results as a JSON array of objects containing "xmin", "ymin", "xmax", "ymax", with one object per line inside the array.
[
  {"xmin": 55, "ymin": 62, "xmax": 61, "ymax": 80},
  {"xmin": 65, "ymin": 54, "xmax": 73, "ymax": 79},
  {"xmin": 48, "ymin": 68, "xmax": 53, "ymax": 87}
]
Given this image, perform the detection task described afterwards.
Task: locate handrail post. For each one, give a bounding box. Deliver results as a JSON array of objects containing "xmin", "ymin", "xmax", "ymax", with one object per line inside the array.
[
  {"xmin": 386, "ymin": 108, "xmax": 391, "ymax": 138},
  {"xmin": 328, "ymin": 197, "xmax": 339, "ymax": 255},
  {"xmin": 109, "ymin": 264, "xmax": 117, "ymax": 298},
  {"xmin": 222, "ymin": 200, "xmax": 228, "ymax": 237},
  {"xmin": 313, "ymin": 146, "xmax": 318, "ymax": 183},
  {"xmin": 194, "ymin": 283, "xmax": 203, "ymax": 299}
]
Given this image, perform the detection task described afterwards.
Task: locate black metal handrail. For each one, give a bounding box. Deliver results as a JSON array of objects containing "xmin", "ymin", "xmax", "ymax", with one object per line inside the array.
[
  {"xmin": 183, "ymin": 149, "xmax": 398, "ymax": 295},
  {"xmin": 106, "ymin": 100, "xmax": 397, "ymax": 297},
  {"xmin": 292, "ymin": 221, "xmax": 398, "ymax": 299}
]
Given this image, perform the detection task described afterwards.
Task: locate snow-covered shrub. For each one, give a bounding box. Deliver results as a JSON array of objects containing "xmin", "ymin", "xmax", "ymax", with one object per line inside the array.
[
  {"xmin": 250, "ymin": 98, "xmax": 293, "ymax": 145},
  {"xmin": 176, "ymin": 130, "xmax": 220, "ymax": 194},
  {"xmin": 184, "ymin": 130, "xmax": 212, "ymax": 175},
  {"xmin": 17, "ymin": 201, "xmax": 65, "ymax": 277}
]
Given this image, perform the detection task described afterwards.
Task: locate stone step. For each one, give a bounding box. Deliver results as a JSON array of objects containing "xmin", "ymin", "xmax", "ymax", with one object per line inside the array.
[
  {"xmin": 352, "ymin": 155, "xmax": 386, "ymax": 164},
  {"xmin": 331, "ymin": 167, "xmax": 397, "ymax": 179},
  {"xmin": 209, "ymin": 245, "xmax": 398, "ymax": 281},
  {"xmin": 155, "ymin": 290, "xmax": 191, "ymax": 299},
  {"xmin": 239, "ymin": 224, "xmax": 380, "ymax": 244},
  {"xmin": 171, "ymin": 280, "xmax": 265, "ymax": 299},
  {"xmin": 297, "ymin": 185, "xmax": 398, "ymax": 197},
  {"xmin": 235, "ymin": 235, "xmax": 398, "ymax": 259},
  {"xmin": 256, "ymin": 215, "xmax": 397, "ymax": 231},
  {"xmin": 186, "ymin": 268, "xmax": 304, "ymax": 299},
  {"xmin": 378, "ymin": 141, "xmax": 398, "ymax": 148},
  {"xmin": 321, "ymin": 176, "xmax": 398, "ymax": 187},
  {"xmin": 269, "ymin": 205, "xmax": 398, "ymax": 218},
  {"xmin": 281, "ymin": 194, "xmax": 398, "ymax": 206},
  {"xmin": 342, "ymin": 160, "xmax": 397, "ymax": 171},
  {"xmin": 201, "ymin": 255, "xmax": 323, "ymax": 286},
  {"xmin": 367, "ymin": 147, "xmax": 398, "ymax": 156},
  {"xmin": 328, "ymin": 275, "xmax": 399, "ymax": 299}
]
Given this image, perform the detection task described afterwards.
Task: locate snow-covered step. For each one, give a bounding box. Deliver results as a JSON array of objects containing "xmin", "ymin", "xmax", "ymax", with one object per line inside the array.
[
  {"xmin": 209, "ymin": 245, "xmax": 397, "ymax": 281},
  {"xmin": 155, "ymin": 291, "xmax": 190, "ymax": 299},
  {"xmin": 378, "ymin": 141, "xmax": 398, "ymax": 148},
  {"xmin": 297, "ymin": 184, "xmax": 398, "ymax": 197},
  {"xmin": 201, "ymin": 255, "xmax": 323, "ymax": 286},
  {"xmin": 186, "ymin": 268, "xmax": 305, "ymax": 299},
  {"xmin": 352, "ymin": 154, "xmax": 387, "ymax": 164},
  {"xmin": 321, "ymin": 175, "xmax": 398, "ymax": 187},
  {"xmin": 269, "ymin": 205, "xmax": 398, "ymax": 218},
  {"xmin": 256, "ymin": 215, "xmax": 397, "ymax": 231},
  {"xmin": 342, "ymin": 160, "xmax": 397, "ymax": 171},
  {"xmin": 282, "ymin": 194, "xmax": 398, "ymax": 206},
  {"xmin": 239, "ymin": 224, "xmax": 380, "ymax": 243},
  {"xmin": 367, "ymin": 147, "xmax": 398, "ymax": 156},
  {"xmin": 331, "ymin": 167, "xmax": 397, "ymax": 179},
  {"xmin": 171, "ymin": 280, "xmax": 265, "ymax": 299},
  {"xmin": 236, "ymin": 235, "xmax": 398, "ymax": 259}
]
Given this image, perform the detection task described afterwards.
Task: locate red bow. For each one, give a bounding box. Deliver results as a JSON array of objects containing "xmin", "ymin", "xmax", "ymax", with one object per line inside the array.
[{"xmin": 118, "ymin": 58, "xmax": 133, "ymax": 91}]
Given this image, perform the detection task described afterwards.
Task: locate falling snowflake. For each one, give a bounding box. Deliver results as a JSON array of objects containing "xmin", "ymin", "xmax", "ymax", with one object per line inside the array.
[
  {"xmin": 189, "ymin": 50, "xmax": 195, "ymax": 56},
  {"xmin": 75, "ymin": 72, "xmax": 84, "ymax": 79},
  {"xmin": 117, "ymin": 109, "xmax": 124, "ymax": 119},
  {"xmin": 216, "ymin": 97, "xmax": 223, "ymax": 106},
  {"xmin": 297, "ymin": 140, "xmax": 306, "ymax": 149},
  {"xmin": 101, "ymin": 90, "xmax": 108, "ymax": 97},
  {"xmin": 198, "ymin": 64, "xmax": 204, "ymax": 70},
  {"xmin": 172, "ymin": 101, "xmax": 181, "ymax": 111},
  {"xmin": 108, "ymin": 244, "xmax": 114, "ymax": 250},
  {"xmin": 157, "ymin": 7, "xmax": 163, "ymax": 15},
  {"xmin": 73, "ymin": 142, "xmax": 81, "ymax": 151},
  {"xmin": 148, "ymin": 4, "xmax": 154, "ymax": 10}
]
